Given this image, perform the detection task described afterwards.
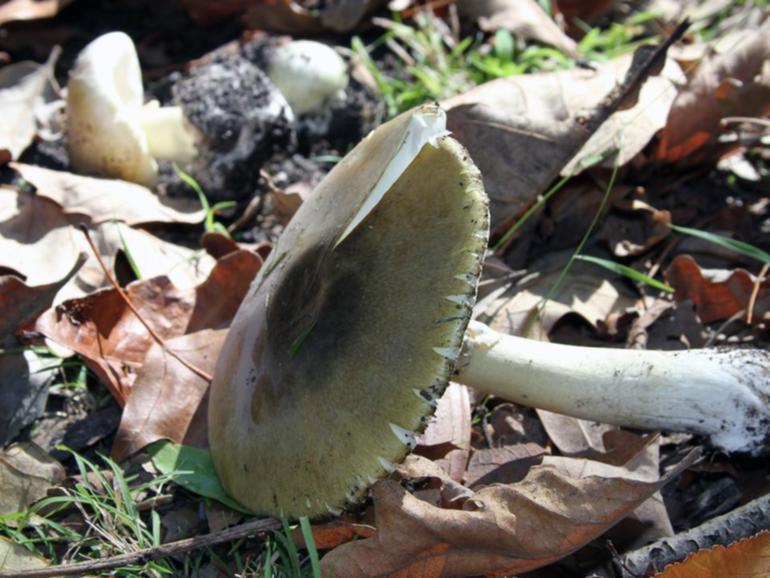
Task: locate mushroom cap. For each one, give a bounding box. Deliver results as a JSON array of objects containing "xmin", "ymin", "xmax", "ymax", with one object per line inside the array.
[
  {"xmin": 67, "ymin": 32, "xmax": 158, "ymax": 185},
  {"xmin": 208, "ymin": 105, "xmax": 489, "ymax": 518},
  {"xmin": 266, "ymin": 40, "xmax": 348, "ymax": 116}
]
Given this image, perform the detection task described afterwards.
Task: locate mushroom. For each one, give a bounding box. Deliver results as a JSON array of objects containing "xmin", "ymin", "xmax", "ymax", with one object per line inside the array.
[
  {"xmin": 265, "ymin": 40, "xmax": 348, "ymax": 116},
  {"xmin": 67, "ymin": 32, "xmax": 198, "ymax": 185},
  {"xmin": 209, "ymin": 104, "xmax": 770, "ymax": 518}
]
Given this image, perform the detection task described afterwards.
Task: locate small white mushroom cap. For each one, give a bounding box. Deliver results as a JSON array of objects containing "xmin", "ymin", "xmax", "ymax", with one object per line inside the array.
[
  {"xmin": 266, "ymin": 40, "xmax": 348, "ymax": 116},
  {"xmin": 67, "ymin": 32, "xmax": 198, "ymax": 186},
  {"xmin": 67, "ymin": 32, "xmax": 157, "ymax": 185}
]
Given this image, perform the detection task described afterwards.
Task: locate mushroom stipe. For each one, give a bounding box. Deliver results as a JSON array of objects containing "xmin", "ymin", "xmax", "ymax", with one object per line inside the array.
[{"xmin": 209, "ymin": 104, "xmax": 770, "ymax": 519}]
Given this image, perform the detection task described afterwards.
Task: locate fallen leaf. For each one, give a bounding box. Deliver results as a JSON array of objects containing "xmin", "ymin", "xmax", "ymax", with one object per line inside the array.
[
  {"xmin": 553, "ymin": 0, "xmax": 615, "ymax": 24},
  {"xmin": 653, "ymin": 530, "xmax": 770, "ymax": 577},
  {"xmin": 561, "ymin": 60, "xmax": 683, "ymax": 174},
  {"xmin": 0, "ymin": 349, "xmax": 61, "ymax": 446},
  {"xmin": 0, "ymin": 536, "xmax": 50, "ymax": 573},
  {"xmin": 0, "ymin": 253, "xmax": 85, "ymax": 338},
  {"xmin": 184, "ymin": 0, "xmax": 387, "ymax": 32},
  {"xmin": 293, "ymin": 521, "xmax": 377, "ymax": 550},
  {"xmin": 445, "ymin": 51, "xmax": 682, "ymax": 230},
  {"xmin": 0, "ymin": 49, "xmax": 59, "ymax": 159},
  {"xmin": 0, "ymin": 188, "xmax": 214, "ymax": 301},
  {"xmin": 665, "ymin": 255, "xmax": 770, "ymax": 324},
  {"xmin": 321, "ymin": 451, "xmax": 698, "ymax": 577},
  {"xmin": 479, "ymin": 403, "xmax": 549, "ymax": 448},
  {"xmin": 457, "ymin": 0, "xmax": 579, "ymax": 57},
  {"xmin": 597, "ymin": 199, "xmax": 672, "ymax": 257},
  {"xmin": 476, "ymin": 251, "xmax": 641, "ymax": 336},
  {"xmin": 415, "ymin": 383, "xmax": 472, "ymax": 483},
  {"xmin": 464, "ymin": 444, "xmax": 546, "ymax": 488},
  {"xmin": 416, "ymin": 385, "xmax": 469, "ymax": 450},
  {"xmin": 11, "ymin": 163, "xmax": 205, "ymax": 225},
  {"xmin": 0, "ymin": 0, "xmax": 75, "ymax": 25},
  {"xmin": 536, "ymin": 409, "xmax": 616, "ymax": 455},
  {"xmin": 34, "ymin": 249, "xmax": 261, "ymax": 404},
  {"xmin": 0, "ymin": 442, "xmax": 64, "ymax": 519},
  {"xmin": 111, "ymin": 329, "xmax": 226, "ymax": 460},
  {"xmin": 657, "ymin": 18, "xmax": 770, "ymax": 163}
]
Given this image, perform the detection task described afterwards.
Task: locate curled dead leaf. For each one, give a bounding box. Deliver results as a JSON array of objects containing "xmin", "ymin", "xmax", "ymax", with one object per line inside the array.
[
  {"xmin": 654, "ymin": 530, "xmax": 770, "ymax": 577},
  {"xmin": 322, "ymin": 451, "xmax": 698, "ymax": 577},
  {"xmin": 657, "ymin": 17, "xmax": 770, "ymax": 163},
  {"xmin": 457, "ymin": 0, "xmax": 578, "ymax": 57},
  {"xmin": 445, "ymin": 52, "xmax": 682, "ymax": 230},
  {"xmin": 183, "ymin": 0, "xmax": 387, "ymax": 32},
  {"xmin": 11, "ymin": 163, "xmax": 205, "ymax": 225},
  {"xmin": 33, "ymin": 250, "xmax": 262, "ymax": 404},
  {"xmin": 0, "ymin": 442, "xmax": 64, "ymax": 519},
  {"xmin": 665, "ymin": 254, "xmax": 770, "ymax": 324}
]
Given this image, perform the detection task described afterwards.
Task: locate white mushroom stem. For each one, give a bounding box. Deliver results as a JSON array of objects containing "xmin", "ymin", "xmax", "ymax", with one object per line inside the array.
[
  {"xmin": 139, "ymin": 101, "xmax": 198, "ymax": 163},
  {"xmin": 457, "ymin": 321, "xmax": 770, "ymax": 455}
]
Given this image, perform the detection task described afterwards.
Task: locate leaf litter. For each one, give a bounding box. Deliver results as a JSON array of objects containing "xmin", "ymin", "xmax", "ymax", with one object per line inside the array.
[{"xmin": 1, "ymin": 2, "xmax": 770, "ymax": 577}]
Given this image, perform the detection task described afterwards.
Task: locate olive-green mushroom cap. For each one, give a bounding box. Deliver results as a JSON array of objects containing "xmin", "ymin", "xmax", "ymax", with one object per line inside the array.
[{"xmin": 208, "ymin": 104, "xmax": 489, "ymax": 518}]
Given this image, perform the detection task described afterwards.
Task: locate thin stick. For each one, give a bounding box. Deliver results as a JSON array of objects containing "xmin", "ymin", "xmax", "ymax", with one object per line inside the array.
[
  {"xmin": 0, "ymin": 517, "xmax": 280, "ymax": 577},
  {"xmin": 746, "ymin": 262, "xmax": 769, "ymax": 325},
  {"xmin": 78, "ymin": 225, "xmax": 213, "ymax": 382}
]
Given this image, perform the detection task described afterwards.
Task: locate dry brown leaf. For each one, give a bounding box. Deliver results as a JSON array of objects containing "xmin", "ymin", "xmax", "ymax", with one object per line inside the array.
[
  {"xmin": 536, "ymin": 409, "xmax": 616, "ymax": 455},
  {"xmin": 657, "ymin": 17, "xmax": 770, "ymax": 163},
  {"xmin": 445, "ymin": 52, "xmax": 682, "ymax": 230},
  {"xmin": 0, "ymin": 349, "xmax": 59, "ymax": 446},
  {"xmin": 0, "ymin": 50, "xmax": 58, "ymax": 159},
  {"xmin": 480, "ymin": 403, "xmax": 549, "ymax": 448},
  {"xmin": 0, "ymin": 442, "xmax": 64, "ymax": 519},
  {"xmin": 598, "ymin": 199, "xmax": 672, "ymax": 257},
  {"xmin": 0, "ymin": 536, "xmax": 51, "ymax": 573},
  {"xmin": 553, "ymin": 0, "xmax": 615, "ymax": 24},
  {"xmin": 415, "ymin": 383, "xmax": 472, "ymax": 483},
  {"xmin": 293, "ymin": 521, "xmax": 376, "ymax": 550},
  {"xmin": 457, "ymin": 0, "xmax": 578, "ymax": 57},
  {"xmin": 0, "ymin": 253, "xmax": 84, "ymax": 338},
  {"xmin": 0, "ymin": 188, "xmax": 214, "ymax": 301},
  {"xmin": 111, "ymin": 329, "xmax": 226, "ymax": 460},
  {"xmin": 185, "ymin": 0, "xmax": 387, "ymax": 32},
  {"xmin": 416, "ymin": 383, "xmax": 471, "ymax": 450},
  {"xmin": 653, "ymin": 530, "xmax": 770, "ymax": 577},
  {"xmin": 0, "ymin": 0, "xmax": 75, "ymax": 25},
  {"xmin": 665, "ymin": 254, "xmax": 770, "ymax": 324},
  {"xmin": 464, "ymin": 444, "xmax": 546, "ymax": 488},
  {"xmin": 476, "ymin": 251, "xmax": 641, "ymax": 336},
  {"xmin": 12, "ymin": 164, "xmax": 205, "ymax": 225},
  {"xmin": 33, "ymin": 250, "xmax": 262, "ymax": 404},
  {"xmin": 321, "ymin": 452, "xmax": 697, "ymax": 577}
]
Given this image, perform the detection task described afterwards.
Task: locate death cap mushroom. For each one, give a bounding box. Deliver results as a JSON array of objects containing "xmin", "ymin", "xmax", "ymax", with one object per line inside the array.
[{"xmin": 209, "ymin": 104, "xmax": 488, "ymax": 518}]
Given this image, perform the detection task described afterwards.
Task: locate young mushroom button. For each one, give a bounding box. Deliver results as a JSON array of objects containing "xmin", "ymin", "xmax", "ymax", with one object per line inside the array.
[{"xmin": 208, "ymin": 104, "xmax": 770, "ymax": 519}]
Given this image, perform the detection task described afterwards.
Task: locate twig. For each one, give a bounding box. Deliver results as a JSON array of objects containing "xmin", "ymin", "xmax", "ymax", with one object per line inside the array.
[
  {"xmin": 78, "ymin": 224, "xmax": 213, "ymax": 382},
  {"xmin": 746, "ymin": 262, "xmax": 769, "ymax": 325},
  {"xmin": 0, "ymin": 517, "xmax": 280, "ymax": 577}
]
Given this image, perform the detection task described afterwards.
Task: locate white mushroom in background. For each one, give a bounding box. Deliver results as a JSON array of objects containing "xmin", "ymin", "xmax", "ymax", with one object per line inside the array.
[
  {"xmin": 66, "ymin": 32, "xmax": 199, "ymax": 185},
  {"xmin": 266, "ymin": 39, "xmax": 349, "ymax": 116}
]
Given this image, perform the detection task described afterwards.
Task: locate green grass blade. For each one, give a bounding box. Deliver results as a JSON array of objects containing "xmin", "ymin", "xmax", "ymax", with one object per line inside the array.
[
  {"xmin": 493, "ymin": 172, "xmax": 572, "ymax": 251},
  {"xmin": 576, "ymin": 255, "xmax": 673, "ymax": 292},
  {"xmin": 275, "ymin": 518, "xmax": 301, "ymax": 577},
  {"xmin": 539, "ymin": 150, "xmax": 620, "ymax": 315},
  {"xmin": 299, "ymin": 517, "xmax": 322, "ymax": 578},
  {"xmin": 173, "ymin": 163, "xmax": 209, "ymax": 213},
  {"xmin": 669, "ymin": 224, "xmax": 770, "ymax": 265}
]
